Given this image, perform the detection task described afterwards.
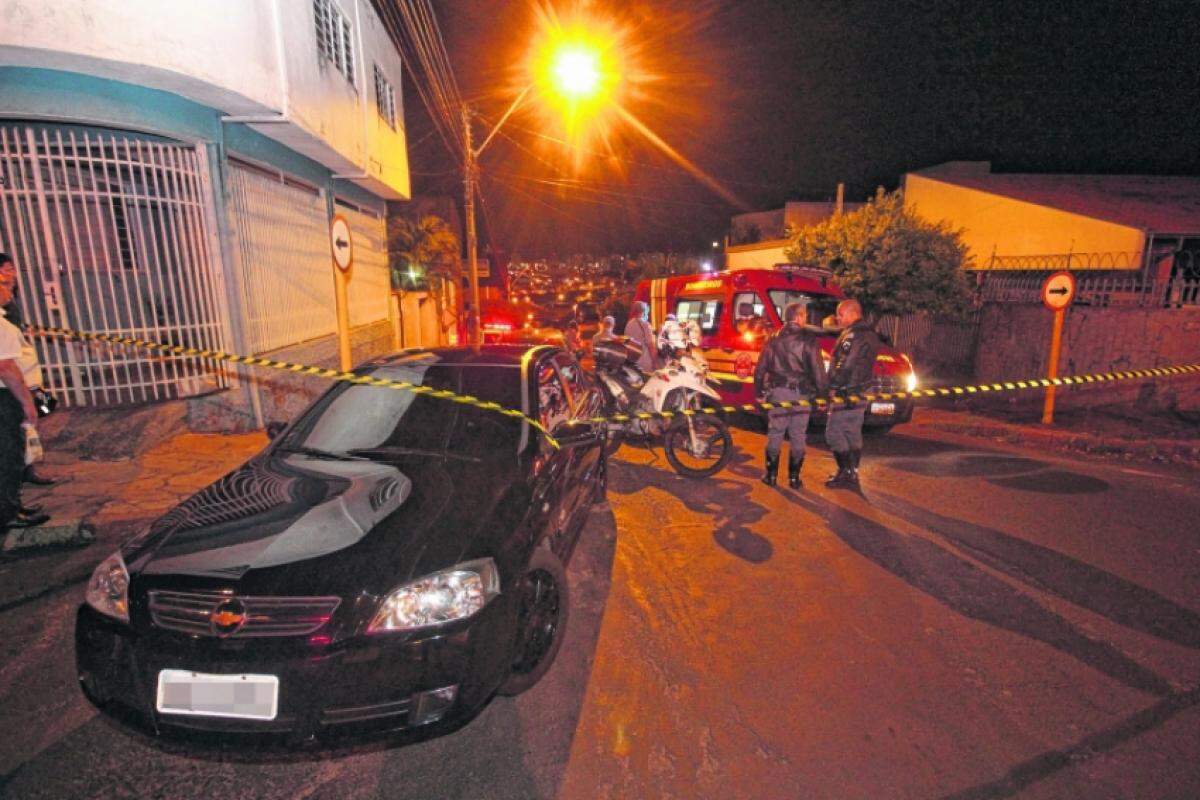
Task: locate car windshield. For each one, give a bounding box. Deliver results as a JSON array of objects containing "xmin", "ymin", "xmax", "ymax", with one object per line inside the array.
[
  {"xmin": 280, "ymin": 362, "xmax": 524, "ymax": 458},
  {"xmin": 767, "ymin": 290, "xmax": 841, "ymax": 327}
]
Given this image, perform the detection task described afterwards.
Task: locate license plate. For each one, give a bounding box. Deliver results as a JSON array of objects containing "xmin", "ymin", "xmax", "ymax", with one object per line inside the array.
[
  {"xmin": 870, "ymin": 402, "xmax": 895, "ymax": 415},
  {"xmin": 156, "ymin": 669, "xmax": 279, "ymax": 721}
]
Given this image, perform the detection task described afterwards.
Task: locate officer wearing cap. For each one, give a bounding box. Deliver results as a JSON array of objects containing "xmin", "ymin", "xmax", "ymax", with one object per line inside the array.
[
  {"xmin": 825, "ymin": 299, "xmax": 881, "ymax": 490},
  {"xmin": 753, "ymin": 302, "xmax": 827, "ymax": 488}
]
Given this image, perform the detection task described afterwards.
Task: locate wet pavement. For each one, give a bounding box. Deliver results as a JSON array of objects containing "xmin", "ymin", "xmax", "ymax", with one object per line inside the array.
[{"xmin": 1, "ymin": 422, "xmax": 1198, "ymax": 798}]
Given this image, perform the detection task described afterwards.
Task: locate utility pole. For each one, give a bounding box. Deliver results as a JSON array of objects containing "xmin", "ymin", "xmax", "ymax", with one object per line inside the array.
[{"xmin": 462, "ymin": 105, "xmax": 482, "ymax": 346}]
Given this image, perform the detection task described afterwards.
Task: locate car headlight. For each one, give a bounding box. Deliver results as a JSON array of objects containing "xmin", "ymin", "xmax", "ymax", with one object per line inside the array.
[
  {"xmin": 85, "ymin": 551, "xmax": 130, "ymax": 623},
  {"xmin": 905, "ymin": 372, "xmax": 919, "ymax": 393},
  {"xmin": 368, "ymin": 558, "xmax": 500, "ymax": 634}
]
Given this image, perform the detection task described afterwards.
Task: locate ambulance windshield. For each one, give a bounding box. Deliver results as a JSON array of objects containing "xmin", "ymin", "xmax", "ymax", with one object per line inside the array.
[{"xmin": 767, "ymin": 290, "xmax": 841, "ymax": 326}]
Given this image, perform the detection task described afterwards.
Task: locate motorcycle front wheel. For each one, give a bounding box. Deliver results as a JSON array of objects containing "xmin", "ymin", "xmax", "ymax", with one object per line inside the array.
[{"xmin": 663, "ymin": 414, "xmax": 734, "ymax": 478}]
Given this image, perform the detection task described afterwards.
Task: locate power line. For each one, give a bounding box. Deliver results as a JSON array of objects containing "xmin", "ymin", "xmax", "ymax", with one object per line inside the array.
[
  {"xmin": 481, "ymin": 173, "xmax": 615, "ymax": 236},
  {"xmin": 501, "ymin": 118, "xmax": 791, "ymax": 192},
  {"xmin": 492, "ymin": 171, "xmax": 734, "ymax": 210}
]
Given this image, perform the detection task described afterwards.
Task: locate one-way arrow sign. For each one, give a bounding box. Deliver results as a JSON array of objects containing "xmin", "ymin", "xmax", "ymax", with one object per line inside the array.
[
  {"xmin": 1041, "ymin": 271, "xmax": 1076, "ymax": 311},
  {"xmin": 330, "ymin": 216, "xmax": 353, "ymax": 272}
]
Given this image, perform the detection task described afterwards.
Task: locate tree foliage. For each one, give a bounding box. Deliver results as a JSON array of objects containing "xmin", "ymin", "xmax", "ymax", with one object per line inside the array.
[
  {"xmin": 388, "ymin": 213, "xmax": 462, "ymax": 337},
  {"xmin": 388, "ymin": 214, "xmax": 460, "ymax": 291},
  {"xmin": 785, "ymin": 189, "xmax": 973, "ymax": 318}
]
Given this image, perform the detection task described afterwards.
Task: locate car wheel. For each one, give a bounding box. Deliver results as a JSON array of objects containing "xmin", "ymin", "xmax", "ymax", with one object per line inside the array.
[{"xmin": 498, "ymin": 547, "xmax": 570, "ymax": 696}]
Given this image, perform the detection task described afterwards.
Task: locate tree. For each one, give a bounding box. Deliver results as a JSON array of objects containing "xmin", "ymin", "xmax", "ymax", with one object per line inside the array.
[
  {"xmin": 784, "ymin": 189, "xmax": 973, "ymax": 318},
  {"xmin": 388, "ymin": 214, "xmax": 461, "ymax": 339}
]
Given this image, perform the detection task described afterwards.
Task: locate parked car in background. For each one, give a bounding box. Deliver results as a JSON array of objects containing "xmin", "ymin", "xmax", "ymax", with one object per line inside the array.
[{"xmin": 77, "ymin": 345, "xmax": 607, "ymax": 744}]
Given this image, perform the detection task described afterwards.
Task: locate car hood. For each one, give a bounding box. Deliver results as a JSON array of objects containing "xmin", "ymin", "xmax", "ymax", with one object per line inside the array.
[{"xmin": 127, "ymin": 452, "xmax": 415, "ymax": 581}]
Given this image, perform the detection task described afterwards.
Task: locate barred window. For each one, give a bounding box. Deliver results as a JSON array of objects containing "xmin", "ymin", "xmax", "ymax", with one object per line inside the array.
[
  {"xmin": 373, "ymin": 65, "xmax": 397, "ymax": 129},
  {"xmin": 313, "ymin": 0, "xmax": 356, "ymax": 87}
]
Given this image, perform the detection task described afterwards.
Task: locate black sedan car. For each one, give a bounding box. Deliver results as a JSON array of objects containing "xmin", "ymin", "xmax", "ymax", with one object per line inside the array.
[{"xmin": 76, "ymin": 344, "xmax": 607, "ymax": 742}]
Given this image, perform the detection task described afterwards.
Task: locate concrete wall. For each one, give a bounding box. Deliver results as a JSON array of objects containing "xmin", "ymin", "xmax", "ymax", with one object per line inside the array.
[
  {"xmin": 0, "ymin": 0, "xmax": 409, "ymax": 199},
  {"xmin": 725, "ymin": 241, "xmax": 789, "ymax": 270},
  {"xmin": 974, "ymin": 304, "xmax": 1200, "ymax": 411},
  {"xmin": 188, "ymin": 319, "xmax": 396, "ymax": 432},
  {"xmin": 905, "ymin": 172, "xmax": 1144, "ymax": 270}
]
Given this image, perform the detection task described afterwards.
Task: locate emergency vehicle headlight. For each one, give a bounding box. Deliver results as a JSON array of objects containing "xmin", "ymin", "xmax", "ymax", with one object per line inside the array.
[{"xmin": 905, "ymin": 372, "xmax": 919, "ymax": 393}]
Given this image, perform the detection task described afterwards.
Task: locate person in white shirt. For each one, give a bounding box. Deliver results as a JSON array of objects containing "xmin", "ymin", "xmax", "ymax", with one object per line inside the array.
[
  {"xmin": 0, "ymin": 254, "xmax": 49, "ymax": 530},
  {"xmin": 623, "ymin": 301, "xmax": 659, "ymax": 373}
]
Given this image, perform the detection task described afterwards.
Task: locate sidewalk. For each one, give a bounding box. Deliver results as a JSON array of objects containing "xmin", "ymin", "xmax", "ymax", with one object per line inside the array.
[
  {"xmin": 0, "ymin": 404, "xmax": 265, "ymax": 610},
  {"xmin": 909, "ymin": 406, "xmax": 1200, "ymax": 470}
]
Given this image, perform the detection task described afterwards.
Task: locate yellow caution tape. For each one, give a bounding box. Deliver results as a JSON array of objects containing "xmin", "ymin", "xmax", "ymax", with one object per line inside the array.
[
  {"xmin": 26, "ymin": 324, "xmax": 1200, "ymax": 438},
  {"xmin": 25, "ymin": 324, "xmax": 563, "ymax": 449}
]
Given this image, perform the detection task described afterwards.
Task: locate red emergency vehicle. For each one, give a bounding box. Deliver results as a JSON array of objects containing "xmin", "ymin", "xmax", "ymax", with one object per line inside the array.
[{"xmin": 635, "ymin": 265, "xmax": 918, "ymax": 430}]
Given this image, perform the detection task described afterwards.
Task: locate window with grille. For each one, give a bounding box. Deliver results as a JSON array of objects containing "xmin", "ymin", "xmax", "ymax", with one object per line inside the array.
[
  {"xmin": 373, "ymin": 65, "xmax": 397, "ymax": 129},
  {"xmin": 313, "ymin": 0, "xmax": 356, "ymax": 87}
]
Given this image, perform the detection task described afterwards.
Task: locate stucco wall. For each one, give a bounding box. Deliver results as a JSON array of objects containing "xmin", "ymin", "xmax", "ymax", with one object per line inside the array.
[
  {"xmin": 974, "ymin": 305, "xmax": 1200, "ymax": 411},
  {"xmin": 0, "ymin": 0, "xmax": 409, "ymax": 198},
  {"xmin": 187, "ymin": 319, "xmax": 395, "ymax": 432},
  {"xmin": 905, "ymin": 173, "xmax": 1145, "ymax": 270}
]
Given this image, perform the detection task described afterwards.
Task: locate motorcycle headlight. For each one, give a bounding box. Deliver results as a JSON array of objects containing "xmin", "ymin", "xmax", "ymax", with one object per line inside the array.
[
  {"xmin": 85, "ymin": 551, "xmax": 130, "ymax": 623},
  {"xmin": 368, "ymin": 558, "xmax": 500, "ymax": 634},
  {"xmin": 905, "ymin": 372, "xmax": 919, "ymax": 393}
]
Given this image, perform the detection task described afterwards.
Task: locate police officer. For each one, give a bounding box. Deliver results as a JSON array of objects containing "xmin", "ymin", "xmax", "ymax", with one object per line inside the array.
[
  {"xmin": 753, "ymin": 302, "xmax": 828, "ymax": 488},
  {"xmin": 825, "ymin": 299, "xmax": 881, "ymax": 490}
]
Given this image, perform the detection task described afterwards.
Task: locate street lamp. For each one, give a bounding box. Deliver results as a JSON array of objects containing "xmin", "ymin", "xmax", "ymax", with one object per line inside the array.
[{"xmin": 461, "ymin": 34, "xmax": 613, "ymax": 346}]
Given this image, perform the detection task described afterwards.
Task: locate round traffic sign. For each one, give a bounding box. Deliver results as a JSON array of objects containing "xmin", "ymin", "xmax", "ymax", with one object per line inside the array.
[
  {"xmin": 1041, "ymin": 271, "xmax": 1076, "ymax": 311},
  {"xmin": 330, "ymin": 215, "xmax": 353, "ymax": 272}
]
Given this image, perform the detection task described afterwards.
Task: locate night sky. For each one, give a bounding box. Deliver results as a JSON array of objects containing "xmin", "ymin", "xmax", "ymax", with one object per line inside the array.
[{"xmin": 404, "ymin": 0, "xmax": 1200, "ymax": 256}]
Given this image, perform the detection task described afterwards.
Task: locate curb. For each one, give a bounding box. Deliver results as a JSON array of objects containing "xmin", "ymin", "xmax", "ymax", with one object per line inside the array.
[
  {"xmin": 911, "ymin": 413, "xmax": 1200, "ymax": 469},
  {"xmin": 2, "ymin": 520, "xmax": 95, "ymax": 552}
]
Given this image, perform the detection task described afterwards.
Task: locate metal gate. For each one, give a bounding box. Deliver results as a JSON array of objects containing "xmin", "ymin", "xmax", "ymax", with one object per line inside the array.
[
  {"xmin": 227, "ymin": 161, "xmax": 335, "ymax": 354},
  {"xmin": 0, "ymin": 125, "xmax": 229, "ymax": 407}
]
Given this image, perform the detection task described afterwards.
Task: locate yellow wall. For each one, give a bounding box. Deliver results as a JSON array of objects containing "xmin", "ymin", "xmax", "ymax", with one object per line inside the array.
[
  {"xmin": 904, "ymin": 173, "xmax": 1145, "ymax": 270},
  {"xmin": 725, "ymin": 240, "xmax": 789, "ymax": 270}
]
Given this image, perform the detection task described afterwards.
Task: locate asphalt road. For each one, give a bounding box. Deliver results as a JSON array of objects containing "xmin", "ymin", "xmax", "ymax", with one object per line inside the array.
[{"xmin": 1, "ymin": 426, "xmax": 1198, "ymax": 799}]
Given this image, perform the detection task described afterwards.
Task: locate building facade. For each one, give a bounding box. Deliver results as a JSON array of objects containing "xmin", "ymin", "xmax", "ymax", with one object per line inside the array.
[
  {"xmin": 0, "ymin": 0, "xmax": 415, "ymax": 428},
  {"xmin": 904, "ymin": 162, "xmax": 1200, "ymax": 291},
  {"xmin": 726, "ymin": 199, "xmax": 863, "ymax": 271}
]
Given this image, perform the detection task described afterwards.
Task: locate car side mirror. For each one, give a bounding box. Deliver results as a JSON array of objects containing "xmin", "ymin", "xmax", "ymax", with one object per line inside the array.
[{"xmin": 265, "ymin": 421, "xmax": 286, "ymax": 440}]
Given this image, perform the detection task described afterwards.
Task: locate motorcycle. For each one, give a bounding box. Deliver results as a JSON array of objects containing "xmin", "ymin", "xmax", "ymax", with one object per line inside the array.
[{"xmin": 591, "ymin": 333, "xmax": 734, "ymax": 478}]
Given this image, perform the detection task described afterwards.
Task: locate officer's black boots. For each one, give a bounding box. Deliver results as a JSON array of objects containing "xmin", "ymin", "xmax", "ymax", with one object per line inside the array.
[
  {"xmin": 825, "ymin": 450, "xmax": 852, "ymax": 488},
  {"xmin": 762, "ymin": 452, "xmax": 779, "ymax": 487},
  {"xmin": 845, "ymin": 448, "xmax": 862, "ymax": 490},
  {"xmin": 788, "ymin": 455, "xmax": 804, "ymax": 489}
]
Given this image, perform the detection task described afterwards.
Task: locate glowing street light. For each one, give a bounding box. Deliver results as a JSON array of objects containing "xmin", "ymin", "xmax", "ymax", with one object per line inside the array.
[
  {"xmin": 461, "ymin": 26, "xmax": 617, "ymax": 345},
  {"xmin": 550, "ymin": 46, "xmax": 601, "ymax": 99}
]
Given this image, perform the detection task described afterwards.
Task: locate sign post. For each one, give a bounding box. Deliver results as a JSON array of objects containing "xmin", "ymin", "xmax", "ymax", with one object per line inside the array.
[
  {"xmin": 329, "ymin": 215, "xmax": 354, "ymax": 371},
  {"xmin": 1040, "ymin": 271, "xmax": 1076, "ymax": 424}
]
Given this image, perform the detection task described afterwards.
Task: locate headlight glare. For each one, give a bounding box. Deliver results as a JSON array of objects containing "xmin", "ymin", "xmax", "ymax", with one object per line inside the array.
[
  {"xmin": 368, "ymin": 558, "xmax": 500, "ymax": 634},
  {"xmin": 85, "ymin": 551, "xmax": 130, "ymax": 623},
  {"xmin": 905, "ymin": 372, "xmax": 919, "ymax": 393}
]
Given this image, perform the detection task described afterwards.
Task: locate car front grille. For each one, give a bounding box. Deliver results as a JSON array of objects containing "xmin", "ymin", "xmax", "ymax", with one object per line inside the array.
[{"xmin": 147, "ymin": 591, "xmax": 341, "ymax": 638}]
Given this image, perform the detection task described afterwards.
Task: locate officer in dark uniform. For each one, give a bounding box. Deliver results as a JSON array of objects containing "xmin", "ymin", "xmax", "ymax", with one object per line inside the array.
[
  {"xmin": 753, "ymin": 302, "xmax": 828, "ymax": 488},
  {"xmin": 825, "ymin": 299, "xmax": 881, "ymax": 490}
]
